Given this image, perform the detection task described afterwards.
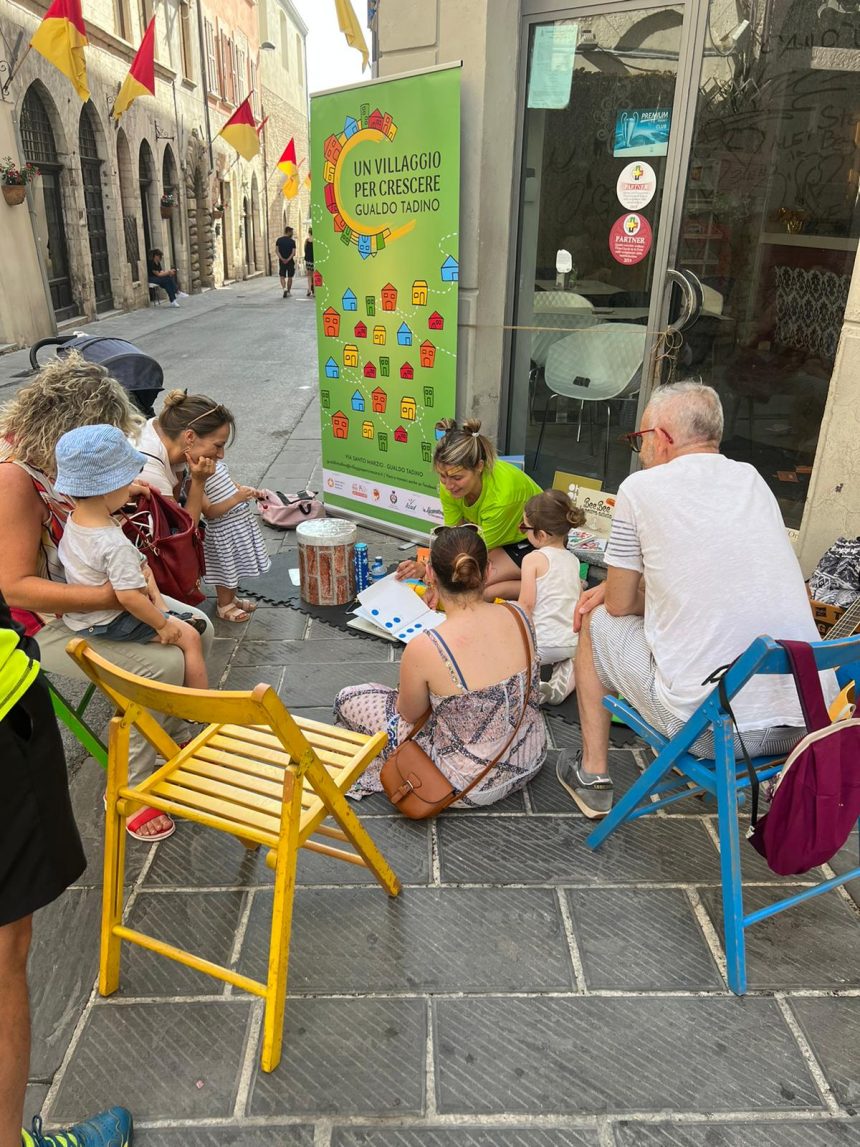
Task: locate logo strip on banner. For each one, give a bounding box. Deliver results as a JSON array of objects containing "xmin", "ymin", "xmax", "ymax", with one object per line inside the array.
[{"xmin": 310, "ymin": 65, "xmax": 461, "ymax": 533}]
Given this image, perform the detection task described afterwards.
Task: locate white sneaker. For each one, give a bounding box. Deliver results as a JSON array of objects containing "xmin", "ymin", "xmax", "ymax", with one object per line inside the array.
[
  {"xmin": 176, "ymin": 290, "xmax": 189, "ymax": 298},
  {"xmin": 170, "ymin": 300, "xmax": 181, "ymax": 308}
]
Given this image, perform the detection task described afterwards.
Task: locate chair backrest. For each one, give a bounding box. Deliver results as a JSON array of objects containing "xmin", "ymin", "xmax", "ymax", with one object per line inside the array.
[
  {"xmin": 544, "ymin": 322, "xmax": 647, "ymax": 401},
  {"xmin": 66, "ymin": 637, "xmax": 311, "ymax": 764},
  {"xmin": 533, "ymin": 290, "xmax": 594, "ymax": 313}
]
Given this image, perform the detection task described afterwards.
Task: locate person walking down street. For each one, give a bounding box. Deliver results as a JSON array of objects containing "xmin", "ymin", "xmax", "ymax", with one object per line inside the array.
[
  {"xmin": 396, "ymin": 419, "xmax": 541, "ymax": 603},
  {"xmin": 276, "ymin": 226, "xmax": 296, "ymax": 298},
  {"xmin": 0, "ymin": 358, "xmax": 214, "ymax": 843},
  {"xmin": 336, "ymin": 526, "xmax": 546, "ymax": 805},
  {"xmin": 0, "ymin": 592, "xmax": 135, "ymax": 1147},
  {"xmin": 147, "ymin": 248, "xmax": 187, "ymax": 308},
  {"xmin": 304, "ymin": 228, "xmax": 314, "ymax": 297},
  {"xmin": 562, "ymin": 380, "xmax": 832, "ymax": 819}
]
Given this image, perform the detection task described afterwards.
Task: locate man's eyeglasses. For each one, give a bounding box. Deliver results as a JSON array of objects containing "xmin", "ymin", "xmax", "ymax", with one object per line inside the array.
[{"xmin": 622, "ymin": 427, "xmax": 674, "ymax": 454}]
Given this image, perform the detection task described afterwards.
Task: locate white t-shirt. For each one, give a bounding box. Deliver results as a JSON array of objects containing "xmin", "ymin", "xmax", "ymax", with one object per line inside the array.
[
  {"xmin": 604, "ymin": 453, "xmax": 831, "ymax": 730},
  {"xmin": 136, "ymin": 418, "xmax": 183, "ymax": 497},
  {"xmin": 58, "ymin": 517, "xmax": 146, "ymax": 630}
]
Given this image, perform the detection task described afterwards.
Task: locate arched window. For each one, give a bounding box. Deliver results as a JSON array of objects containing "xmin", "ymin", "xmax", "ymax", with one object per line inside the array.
[{"xmin": 79, "ymin": 103, "xmax": 113, "ymax": 311}]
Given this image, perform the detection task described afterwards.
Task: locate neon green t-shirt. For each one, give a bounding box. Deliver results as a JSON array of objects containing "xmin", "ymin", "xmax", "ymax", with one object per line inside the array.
[{"xmin": 439, "ymin": 460, "xmax": 541, "ymax": 551}]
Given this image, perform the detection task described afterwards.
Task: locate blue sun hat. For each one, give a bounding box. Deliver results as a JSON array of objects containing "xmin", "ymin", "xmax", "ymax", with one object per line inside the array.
[{"xmin": 55, "ymin": 424, "xmax": 146, "ymax": 497}]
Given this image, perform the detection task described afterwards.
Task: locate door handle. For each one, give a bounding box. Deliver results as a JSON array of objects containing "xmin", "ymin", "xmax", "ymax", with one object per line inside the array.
[{"xmin": 666, "ymin": 268, "xmax": 703, "ymax": 332}]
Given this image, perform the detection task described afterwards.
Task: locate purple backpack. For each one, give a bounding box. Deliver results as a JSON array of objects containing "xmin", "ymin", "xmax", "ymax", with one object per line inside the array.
[{"xmin": 735, "ymin": 640, "xmax": 860, "ymax": 876}]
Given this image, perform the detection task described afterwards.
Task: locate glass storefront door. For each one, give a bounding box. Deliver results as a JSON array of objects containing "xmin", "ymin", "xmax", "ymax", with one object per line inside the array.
[{"xmin": 508, "ymin": 0, "xmax": 859, "ymax": 528}]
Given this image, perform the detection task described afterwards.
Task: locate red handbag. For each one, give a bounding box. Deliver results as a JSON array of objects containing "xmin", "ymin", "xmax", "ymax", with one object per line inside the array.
[{"xmin": 121, "ymin": 487, "xmax": 206, "ymax": 606}]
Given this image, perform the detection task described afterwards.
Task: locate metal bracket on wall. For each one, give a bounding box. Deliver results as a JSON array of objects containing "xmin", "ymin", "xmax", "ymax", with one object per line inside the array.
[
  {"xmin": 0, "ymin": 31, "xmax": 24, "ymax": 99},
  {"xmin": 155, "ymin": 122, "xmax": 175, "ymax": 141}
]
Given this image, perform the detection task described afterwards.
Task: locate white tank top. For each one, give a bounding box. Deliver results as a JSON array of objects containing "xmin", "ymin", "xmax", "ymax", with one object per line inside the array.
[{"xmin": 532, "ymin": 545, "xmax": 582, "ymax": 653}]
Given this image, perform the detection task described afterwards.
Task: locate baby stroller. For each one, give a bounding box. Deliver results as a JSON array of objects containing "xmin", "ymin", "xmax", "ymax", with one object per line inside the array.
[{"xmin": 29, "ymin": 334, "xmax": 164, "ymax": 418}]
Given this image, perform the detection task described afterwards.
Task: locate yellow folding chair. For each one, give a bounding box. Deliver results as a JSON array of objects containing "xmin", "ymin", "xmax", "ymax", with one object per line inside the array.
[{"xmin": 67, "ymin": 637, "xmax": 401, "ymax": 1073}]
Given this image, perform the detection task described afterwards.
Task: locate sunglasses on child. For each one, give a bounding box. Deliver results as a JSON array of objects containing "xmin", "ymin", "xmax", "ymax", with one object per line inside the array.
[{"xmin": 430, "ymin": 522, "xmax": 481, "ymax": 537}]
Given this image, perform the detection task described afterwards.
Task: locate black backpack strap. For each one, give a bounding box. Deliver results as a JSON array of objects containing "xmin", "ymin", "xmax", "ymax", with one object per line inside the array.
[{"xmin": 717, "ymin": 677, "xmax": 760, "ymax": 829}]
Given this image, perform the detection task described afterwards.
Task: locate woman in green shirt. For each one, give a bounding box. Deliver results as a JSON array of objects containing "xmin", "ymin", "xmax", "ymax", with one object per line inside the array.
[{"xmin": 397, "ymin": 419, "xmax": 541, "ymax": 601}]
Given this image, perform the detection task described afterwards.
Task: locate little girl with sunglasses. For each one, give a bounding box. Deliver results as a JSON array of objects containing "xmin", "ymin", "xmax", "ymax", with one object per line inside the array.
[{"xmin": 517, "ymin": 489, "xmax": 585, "ymax": 705}]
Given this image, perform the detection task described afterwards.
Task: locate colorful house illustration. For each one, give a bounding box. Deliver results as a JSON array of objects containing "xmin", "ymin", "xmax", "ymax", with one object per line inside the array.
[
  {"xmin": 313, "ymin": 270, "xmax": 323, "ymax": 287},
  {"xmin": 323, "ymin": 308, "xmax": 340, "ymax": 337},
  {"xmin": 324, "ymin": 184, "xmax": 337, "ymax": 214},
  {"xmin": 363, "ymin": 362, "xmax": 377, "ymax": 379},
  {"xmin": 343, "ymin": 115, "xmax": 359, "ymax": 139},
  {"xmin": 385, "ymin": 122, "xmax": 397, "ymax": 142},
  {"xmin": 362, "ymin": 421, "xmax": 375, "ymax": 440},
  {"xmin": 371, "ymin": 387, "xmax": 388, "ymax": 414},
  {"xmin": 358, "ymin": 235, "xmax": 372, "ymax": 260},
  {"xmin": 397, "ymin": 322, "xmax": 413, "ymax": 347},
  {"xmin": 419, "ymin": 340, "xmax": 436, "ymax": 368},
  {"xmin": 354, "ymin": 321, "xmax": 367, "ymax": 339},
  {"xmin": 333, "ymin": 214, "xmax": 345, "ymax": 233},
  {"xmin": 381, "ymin": 283, "xmax": 398, "ymax": 311},
  {"xmin": 379, "ymin": 357, "xmax": 390, "ymax": 377},
  {"xmin": 323, "ymin": 135, "xmax": 342, "ymax": 164},
  {"xmin": 320, "ymin": 390, "xmax": 330, "ymax": 409},
  {"xmin": 394, "ymin": 426, "xmax": 408, "ymax": 444},
  {"xmin": 324, "ymin": 357, "xmax": 339, "ymax": 380},
  {"xmin": 368, "ymin": 108, "xmax": 385, "ymax": 130},
  {"xmin": 441, "ymin": 256, "xmax": 459, "ymax": 282},
  {"xmin": 366, "ymin": 295, "xmax": 376, "ymax": 316},
  {"xmin": 332, "ymin": 411, "xmax": 349, "ymax": 439},
  {"xmin": 342, "ymin": 288, "xmax": 357, "ymax": 311},
  {"xmin": 400, "ymin": 362, "xmax": 414, "ymax": 381},
  {"xmin": 323, "ymin": 160, "xmax": 336, "ymax": 183},
  {"xmin": 423, "ymin": 385, "xmax": 435, "ymax": 407},
  {"xmin": 382, "ymin": 112, "xmax": 393, "ymax": 136},
  {"xmin": 343, "ymin": 344, "xmax": 359, "ymax": 368},
  {"xmin": 434, "ymin": 424, "xmax": 447, "ymax": 441},
  {"xmin": 378, "ymin": 432, "xmax": 389, "ymax": 453},
  {"xmin": 421, "ymin": 440, "xmax": 432, "ymax": 462},
  {"xmin": 360, "ymin": 102, "xmax": 370, "ymax": 120},
  {"xmin": 373, "ymin": 326, "xmax": 386, "ymax": 345},
  {"xmin": 400, "ymin": 396, "xmax": 417, "ymax": 421},
  {"xmin": 351, "ymin": 390, "xmax": 365, "ymax": 412},
  {"xmin": 428, "ymin": 311, "xmax": 444, "ymax": 330},
  {"xmin": 412, "ymin": 280, "xmax": 428, "ymax": 306}
]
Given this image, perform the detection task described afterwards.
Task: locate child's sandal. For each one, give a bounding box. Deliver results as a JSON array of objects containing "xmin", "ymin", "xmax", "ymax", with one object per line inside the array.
[{"xmin": 216, "ymin": 602, "xmax": 251, "ymax": 623}]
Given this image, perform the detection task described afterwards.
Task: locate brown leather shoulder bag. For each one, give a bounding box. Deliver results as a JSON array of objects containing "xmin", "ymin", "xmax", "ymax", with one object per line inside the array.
[{"xmin": 380, "ymin": 603, "xmax": 533, "ymax": 819}]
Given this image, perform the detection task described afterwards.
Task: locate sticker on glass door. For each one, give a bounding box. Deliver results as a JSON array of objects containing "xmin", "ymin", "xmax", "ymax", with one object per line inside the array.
[
  {"xmin": 613, "ymin": 109, "xmax": 671, "ymax": 157},
  {"xmin": 608, "ymin": 213, "xmax": 653, "ymax": 266},
  {"xmin": 616, "ymin": 161, "xmax": 656, "ymax": 211}
]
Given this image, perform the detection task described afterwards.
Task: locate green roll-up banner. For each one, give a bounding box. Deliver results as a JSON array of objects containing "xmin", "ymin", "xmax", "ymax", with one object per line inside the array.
[{"xmin": 311, "ymin": 64, "xmax": 460, "ymax": 533}]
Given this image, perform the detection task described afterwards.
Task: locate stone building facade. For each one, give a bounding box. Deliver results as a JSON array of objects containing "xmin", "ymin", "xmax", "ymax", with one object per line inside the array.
[{"xmin": 0, "ymin": 0, "xmax": 307, "ymax": 348}]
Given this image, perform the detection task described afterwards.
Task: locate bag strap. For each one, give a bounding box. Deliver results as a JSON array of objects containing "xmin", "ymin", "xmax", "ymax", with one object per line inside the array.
[
  {"xmin": 777, "ymin": 639, "xmax": 830, "ymax": 733},
  {"xmin": 717, "ymin": 677, "xmax": 761, "ymax": 829}
]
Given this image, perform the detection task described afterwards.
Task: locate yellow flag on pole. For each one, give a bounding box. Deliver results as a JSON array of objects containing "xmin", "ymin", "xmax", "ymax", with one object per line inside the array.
[
  {"xmin": 30, "ymin": 0, "xmax": 89, "ymax": 101},
  {"xmin": 112, "ymin": 16, "xmax": 156, "ymax": 120},
  {"xmin": 218, "ymin": 95, "xmax": 260, "ymax": 161},
  {"xmin": 334, "ymin": 0, "xmax": 369, "ymax": 71}
]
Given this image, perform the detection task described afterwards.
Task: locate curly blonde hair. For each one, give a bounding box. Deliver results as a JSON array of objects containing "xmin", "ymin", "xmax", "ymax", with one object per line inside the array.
[{"xmin": 0, "ymin": 353, "xmax": 142, "ymax": 476}]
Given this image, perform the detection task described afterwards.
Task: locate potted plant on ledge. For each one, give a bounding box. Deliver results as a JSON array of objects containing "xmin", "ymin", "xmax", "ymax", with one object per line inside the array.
[
  {"xmin": 1, "ymin": 156, "xmax": 40, "ymax": 206},
  {"xmin": 160, "ymin": 190, "xmax": 176, "ymax": 218}
]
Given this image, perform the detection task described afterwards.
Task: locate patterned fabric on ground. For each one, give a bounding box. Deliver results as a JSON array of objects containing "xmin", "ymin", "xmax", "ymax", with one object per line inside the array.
[
  {"xmin": 202, "ymin": 461, "xmax": 271, "ymax": 589},
  {"xmin": 334, "ymin": 610, "xmax": 546, "ymax": 806}
]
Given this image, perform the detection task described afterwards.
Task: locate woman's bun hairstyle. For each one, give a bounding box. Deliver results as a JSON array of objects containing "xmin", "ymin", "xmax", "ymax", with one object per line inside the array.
[
  {"xmin": 430, "ymin": 526, "xmax": 488, "ymax": 596},
  {"xmin": 432, "ymin": 418, "xmax": 497, "ymax": 472},
  {"xmin": 162, "ymin": 389, "xmax": 188, "ymax": 410},
  {"xmin": 523, "ymin": 488, "xmax": 586, "ymax": 537}
]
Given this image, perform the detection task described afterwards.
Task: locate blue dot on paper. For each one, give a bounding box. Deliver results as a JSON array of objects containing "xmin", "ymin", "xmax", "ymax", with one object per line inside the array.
[
  {"xmin": 385, "ymin": 621, "xmax": 393, "ymax": 628},
  {"xmin": 407, "ymin": 627, "xmax": 414, "ymax": 633},
  {"xmin": 415, "ymin": 622, "xmax": 422, "ymax": 628},
  {"xmin": 371, "ymin": 608, "xmax": 380, "ymax": 616},
  {"xmin": 393, "ymin": 617, "xmax": 401, "ymax": 624}
]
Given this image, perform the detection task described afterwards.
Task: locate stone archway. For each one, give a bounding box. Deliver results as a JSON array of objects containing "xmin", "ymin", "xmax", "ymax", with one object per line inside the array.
[
  {"xmin": 115, "ymin": 127, "xmax": 139, "ymax": 282},
  {"xmin": 184, "ymin": 130, "xmax": 214, "ymax": 291}
]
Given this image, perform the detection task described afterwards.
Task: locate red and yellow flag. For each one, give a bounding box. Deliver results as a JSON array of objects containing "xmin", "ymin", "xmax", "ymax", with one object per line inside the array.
[
  {"xmin": 112, "ymin": 16, "xmax": 156, "ymax": 120},
  {"xmin": 30, "ymin": 0, "xmax": 89, "ymax": 101},
  {"xmin": 278, "ymin": 138, "xmax": 299, "ymax": 200},
  {"xmin": 218, "ymin": 95, "xmax": 259, "ymax": 161}
]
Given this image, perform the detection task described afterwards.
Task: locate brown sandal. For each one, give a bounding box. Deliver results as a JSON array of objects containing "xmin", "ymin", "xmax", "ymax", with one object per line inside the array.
[{"xmin": 216, "ymin": 602, "xmax": 251, "ymax": 623}]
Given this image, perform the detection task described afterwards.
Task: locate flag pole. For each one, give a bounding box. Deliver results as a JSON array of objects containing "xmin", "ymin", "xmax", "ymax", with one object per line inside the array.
[{"xmin": 1, "ymin": 43, "xmax": 31, "ymax": 95}]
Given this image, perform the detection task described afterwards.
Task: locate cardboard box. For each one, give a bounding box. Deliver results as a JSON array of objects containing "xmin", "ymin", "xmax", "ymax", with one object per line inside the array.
[
  {"xmin": 552, "ymin": 471, "xmax": 616, "ymax": 539},
  {"xmin": 809, "ymin": 598, "xmax": 843, "ymax": 639}
]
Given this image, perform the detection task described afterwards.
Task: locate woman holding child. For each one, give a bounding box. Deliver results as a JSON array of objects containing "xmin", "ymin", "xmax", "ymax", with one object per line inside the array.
[
  {"xmin": 396, "ymin": 419, "xmax": 541, "ymax": 601},
  {"xmin": 0, "ymin": 356, "xmax": 214, "ymax": 842},
  {"xmin": 336, "ymin": 525, "xmax": 546, "ymax": 805}
]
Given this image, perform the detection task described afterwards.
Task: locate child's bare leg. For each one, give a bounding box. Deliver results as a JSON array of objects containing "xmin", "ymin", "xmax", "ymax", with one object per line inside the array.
[
  {"xmin": 215, "ymin": 586, "xmax": 236, "ymax": 610},
  {"xmin": 174, "ymin": 622, "xmax": 208, "ymax": 688}
]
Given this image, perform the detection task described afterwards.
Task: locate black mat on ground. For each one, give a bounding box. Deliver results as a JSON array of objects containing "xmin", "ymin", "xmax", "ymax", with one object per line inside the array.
[
  {"xmin": 239, "ymin": 551, "xmax": 394, "ymax": 644},
  {"xmin": 544, "ymin": 688, "xmax": 640, "ymax": 744}
]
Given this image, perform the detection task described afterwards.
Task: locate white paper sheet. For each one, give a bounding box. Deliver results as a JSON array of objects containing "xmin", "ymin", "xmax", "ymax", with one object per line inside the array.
[{"xmin": 356, "ymin": 576, "xmax": 445, "ymax": 643}]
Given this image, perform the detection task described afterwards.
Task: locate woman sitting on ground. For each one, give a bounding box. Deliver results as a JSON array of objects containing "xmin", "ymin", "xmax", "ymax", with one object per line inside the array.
[
  {"xmin": 0, "ymin": 356, "xmax": 214, "ymax": 842},
  {"xmin": 336, "ymin": 525, "xmax": 546, "ymax": 805},
  {"xmin": 396, "ymin": 419, "xmax": 541, "ymax": 602}
]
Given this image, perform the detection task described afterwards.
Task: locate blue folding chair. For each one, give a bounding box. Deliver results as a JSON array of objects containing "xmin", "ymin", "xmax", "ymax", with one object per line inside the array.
[{"xmin": 586, "ymin": 634, "xmax": 860, "ymax": 994}]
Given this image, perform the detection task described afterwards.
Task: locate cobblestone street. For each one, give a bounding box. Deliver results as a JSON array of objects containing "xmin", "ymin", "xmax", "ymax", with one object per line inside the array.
[{"xmin": 3, "ymin": 278, "xmax": 859, "ymax": 1145}]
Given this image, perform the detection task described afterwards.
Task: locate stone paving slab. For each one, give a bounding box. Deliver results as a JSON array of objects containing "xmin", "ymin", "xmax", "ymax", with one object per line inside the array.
[
  {"xmin": 829, "ymin": 838, "xmax": 860, "ymax": 910},
  {"xmin": 49, "ymin": 1000, "xmax": 253, "ymax": 1122},
  {"xmin": 67, "ymin": 758, "xmax": 150, "ymax": 888},
  {"xmin": 27, "ymin": 888, "xmax": 101, "ymax": 1078},
  {"xmin": 136, "ymin": 1129, "xmax": 315, "ymax": 1146},
  {"xmin": 115, "ymin": 890, "xmax": 247, "ymax": 997},
  {"xmin": 566, "ymin": 888, "xmax": 723, "ymax": 990},
  {"xmin": 248, "ymin": 997, "xmax": 426, "ymax": 1116},
  {"xmin": 789, "ymin": 998, "xmax": 860, "ymax": 1113},
  {"xmin": 612, "ymin": 1122, "xmax": 860, "ymax": 1145},
  {"xmin": 239, "ymin": 886, "xmax": 573, "ymax": 994},
  {"xmin": 232, "ymin": 637, "xmax": 391, "ymax": 666},
  {"xmin": 221, "ymin": 663, "xmax": 286, "ymax": 693},
  {"xmin": 699, "ymin": 886, "xmax": 860, "ymax": 990},
  {"xmin": 332, "ymin": 1130, "xmax": 600, "ymax": 1146},
  {"xmin": 432, "ymin": 996, "xmax": 822, "ymax": 1114},
  {"xmin": 437, "ymin": 816, "xmax": 723, "ymax": 885},
  {"xmin": 279, "ymin": 662, "xmax": 401, "ymax": 707},
  {"xmin": 243, "ymin": 608, "xmax": 309, "ymax": 641}
]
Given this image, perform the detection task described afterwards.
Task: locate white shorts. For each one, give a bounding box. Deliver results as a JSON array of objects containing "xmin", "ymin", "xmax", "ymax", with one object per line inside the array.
[{"xmin": 588, "ymin": 607, "xmax": 803, "ymax": 760}]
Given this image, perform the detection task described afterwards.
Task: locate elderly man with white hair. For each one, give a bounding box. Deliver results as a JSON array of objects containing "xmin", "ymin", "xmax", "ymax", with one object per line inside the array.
[{"xmin": 558, "ymin": 380, "xmax": 827, "ymax": 818}]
